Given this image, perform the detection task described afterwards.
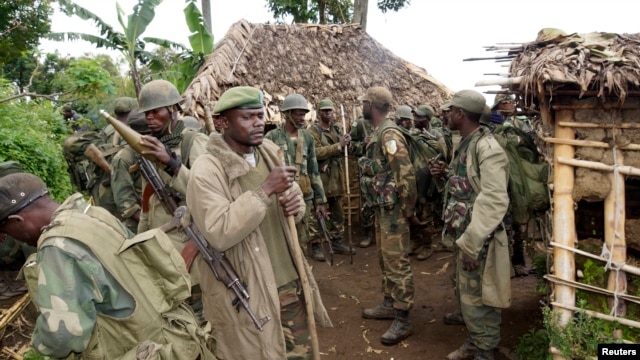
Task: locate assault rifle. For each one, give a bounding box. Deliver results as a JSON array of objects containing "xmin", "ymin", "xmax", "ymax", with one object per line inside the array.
[
  {"xmin": 99, "ymin": 109, "xmax": 271, "ymax": 331},
  {"xmin": 316, "ymin": 212, "xmax": 334, "ymax": 266}
]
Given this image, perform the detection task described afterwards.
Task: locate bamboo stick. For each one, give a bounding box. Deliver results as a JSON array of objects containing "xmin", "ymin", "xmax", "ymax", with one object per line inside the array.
[
  {"xmin": 552, "ymin": 111, "xmax": 576, "ymax": 330},
  {"xmin": 556, "ymin": 157, "xmax": 640, "ymax": 177},
  {"xmin": 549, "ymin": 346, "xmax": 596, "ymax": 360},
  {"xmin": 544, "ymin": 275, "xmax": 640, "ymax": 305},
  {"xmin": 475, "ymin": 76, "xmax": 523, "ymax": 87},
  {"xmin": 544, "ymin": 137, "xmax": 640, "ymax": 151},
  {"xmin": 550, "ymin": 242, "xmax": 640, "ymax": 276},
  {"xmin": 558, "ymin": 121, "xmax": 640, "ymax": 129},
  {"xmin": 551, "ymin": 302, "xmax": 640, "ymax": 330},
  {"xmin": 203, "ymin": 105, "xmax": 215, "ymax": 135},
  {"xmin": 1, "ymin": 347, "xmax": 23, "ymax": 360},
  {"xmin": 0, "ymin": 293, "xmax": 30, "ymax": 331},
  {"xmin": 463, "ymin": 55, "xmax": 516, "ymax": 61},
  {"xmin": 605, "ymin": 145, "xmax": 626, "ymax": 338}
]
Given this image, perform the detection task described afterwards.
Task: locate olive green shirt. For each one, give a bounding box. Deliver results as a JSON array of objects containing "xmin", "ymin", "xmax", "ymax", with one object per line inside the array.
[{"xmin": 309, "ymin": 122, "xmax": 345, "ymax": 197}]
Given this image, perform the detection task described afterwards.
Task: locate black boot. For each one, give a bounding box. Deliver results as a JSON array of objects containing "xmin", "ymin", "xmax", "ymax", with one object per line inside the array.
[
  {"xmin": 359, "ymin": 226, "xmax": 374, "ymax": 248},
  {"xmin": 362, "ymin": 296, "xmax": 395, "ymax": 319},
  {"xmin": 310, "ymin": 242, "xmax": 325, "ymax": 262},
  {"xmin": 332, "ymin": 238, "xmax": 355, "ymax": 255},
  {"xmin": 381, "ymin": 310, "xmax": 413, "ymax": 345}
]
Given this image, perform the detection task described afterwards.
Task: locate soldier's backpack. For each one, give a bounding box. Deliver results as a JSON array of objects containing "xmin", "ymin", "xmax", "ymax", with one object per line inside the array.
[
  {"xmin": 377, "ymin": 122, "xmax": 446, "ymax": 206},
  {"xmin": 470, "ymin": 125, "xmax": 550, "ymax": 225}
]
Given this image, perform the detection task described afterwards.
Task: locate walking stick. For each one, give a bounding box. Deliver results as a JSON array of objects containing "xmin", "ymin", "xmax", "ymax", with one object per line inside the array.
[{"xmin": 341, "ymin": 105, "xmax": 354, "ymax": 264}]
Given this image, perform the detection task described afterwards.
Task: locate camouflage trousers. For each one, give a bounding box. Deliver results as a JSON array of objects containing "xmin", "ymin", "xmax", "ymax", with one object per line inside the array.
[
  {"xmin": 361, "ymin": 204, "xmax": 375, "ymax": 229},
  {"xmin": 410, "ymin": 202, "xmax": 435, "ymax": 249},
  {"xmin": 456, "ymin": 248, "xmax": 502, "ymax": 350},
  {"xmin": 309, "ymin": 196, "xmax": 344, "ymax": 242},
  {"xmin": 279, "ymin": 280, "xmax": 311, "ymax": 360},
  {"xmin": 297, "ymin": 200, "xmax": 312, "ymax": 255},
  {"xmin": 375, "ymin": 207, "xmax": 414, "ymax": 311}
]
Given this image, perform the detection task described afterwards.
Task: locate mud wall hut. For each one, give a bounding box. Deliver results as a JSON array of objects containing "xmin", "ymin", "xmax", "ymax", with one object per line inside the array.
[
  {"xmin": 181, "ymin": 19, "xmax": 452, "ymax": 126},
  {"xmin": 492, "ymin": 29, "xmax": 640, "ymax": 357}
]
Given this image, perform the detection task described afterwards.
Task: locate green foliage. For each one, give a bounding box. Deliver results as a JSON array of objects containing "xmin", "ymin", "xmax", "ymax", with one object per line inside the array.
[
  {"xmin": 267, "ymin": 0, "xmax": 353, "ymax": 24},
  {"xmin": 377, "ymin": 0, "xmax": 411, "ymax": 13},
  {"xmin": 544, "ymin": 302, "xmax": 620, "ymax": 359},
  {"xmin": 0, "ymin": 0, "xmax": 52, "ymax": 66},
  {"xmin": 0, "ymin": 79, "xmax": 72, "ymax": 201},
  {"xmin": 531, "ymin": 253, "xmax": 549, "ymax": 295},
  {"xmin": 514, "ymin": 328, "xmax": 552, "ymax": 360},
  {"xmin": 23, "ymin": 349, "xmax": 48, "ymax": 360},
  {"xmin": 581, "ymin": 259, "xmax": 606, "ymax": 286}
]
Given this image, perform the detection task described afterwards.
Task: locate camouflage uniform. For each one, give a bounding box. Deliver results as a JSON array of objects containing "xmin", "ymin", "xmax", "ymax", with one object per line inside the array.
[
  {"xmin": 21, "ymin": 194, "xmax": 214, "ymax": 359},
  {"xmin": 350, "ymin": 117, "xmax": 375, "ymax": 232},
  {"xmin": 359, "ymin": 119, "xmax": 416, "ymax": 311},
  {"xmin": 439, "ymin": 126, "xmax": 510, "ymax": 354},
  {"xmin": 265, "ymin": 126, "xmax": 327, "ymax": 254},
  {"xmin": 110, "ymin": 146, "xmax": 142, "ymax": 233},
  {"xmin": 308, "ymin": 123, "xmax": 345, "ymax": 243}
]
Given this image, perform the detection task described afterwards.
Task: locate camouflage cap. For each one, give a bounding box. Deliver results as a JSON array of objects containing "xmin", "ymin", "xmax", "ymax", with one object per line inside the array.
[
  {"xmin": 492, "ymin": 93, "xmax": 515, "ymax": 110},
  {"xmin": 394, "ymin": 105, "xmax": 413, "ymax": 120},
  {"xmin": 414, "ymin": 104, "xmax": 435, "ymax": 117},
  {"xmin": 0, "ymin": 173, "xmax": 49, "ymax": 223},
  {"xmin": 449, "ymin": 90, "xmax": 486, "ymax": 114},
  {"xmin": 358, "ymin": 86, "xmax": 393, "ymax": 107},
  {"xmin": 0, "ymin": 161, "xmax": 23, "ymax": 178},
  {"xmin": 213, "ymin": 86, "xmax": 264, "ymax": 114},
  {"xmin": 318, "ymin": 98, "xmax": 334, "ymax": 110},
  {"xmin": 127, "ymin": 109, "xmax": 150, "ymax": 134},
  {"xmin": 113, "ymin": 97, "xmax": 138, "ymax": 115}
]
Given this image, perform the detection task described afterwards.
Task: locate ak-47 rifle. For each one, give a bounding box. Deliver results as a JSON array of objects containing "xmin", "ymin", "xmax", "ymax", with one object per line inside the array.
[
  {"xmin": 99, "ymin": 110, "xmax": 270, "ymax": 331},
  {"xmin": 316, "ymin": 212, "xmax": 334, "ymax": 266}
]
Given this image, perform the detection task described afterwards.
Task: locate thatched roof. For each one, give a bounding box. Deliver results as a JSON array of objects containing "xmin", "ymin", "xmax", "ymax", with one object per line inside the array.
[
  {"xmin": 181, "ymin": 20, "xmax": 451, "ymax": 124},
  {"xmin": 506, "ymin": 29, "xmax": 640, "ymax": 102}
]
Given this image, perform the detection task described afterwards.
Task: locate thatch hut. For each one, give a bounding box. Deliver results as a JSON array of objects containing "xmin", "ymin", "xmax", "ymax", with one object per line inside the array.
[
  {"xmin": 181, "ymin": 19, "xmax": 451, "ymax": 126},
  {"xmin": 486, "ymin": 29, "xmax": 640, "ymax": 357}
]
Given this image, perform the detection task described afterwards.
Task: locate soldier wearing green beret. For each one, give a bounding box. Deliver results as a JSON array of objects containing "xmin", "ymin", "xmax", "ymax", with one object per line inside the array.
[
  {"xmin": 308, "ymin": 98, "xmax": 355, "ymax": 258},
  {"xmin": 359, "ymin": 86, "xmax": 417, "ymax": 345},
  {"xmin": 0, "ymin": 173, "xmax": 215, "ymax": 359},
  {"xmin": 265, "ymin": 94, "xmax": 329, "ymax": 261},
  {"xmin": 187, "ymin": 86, "xmax": 331, "ymax": 360},
  {"xmin": 429, "ymin": 90, "xmax": 510, "ymax": 360}
]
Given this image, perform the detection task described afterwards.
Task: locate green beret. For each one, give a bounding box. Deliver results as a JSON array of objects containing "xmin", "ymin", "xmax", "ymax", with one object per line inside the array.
[
  {"xmin": 358, "ymin": 86, "xmax": 393, "ymax": 106},
  {"xmin": 415, "ymin": 104, "xmax": 435, "ymax": 117},
  {"xmin": 113, "ymin": 97, "xmax": 138, "ymax": 115},
  {"xmin": 449, "ymin": 90, "xmax": 486, "ymax": 114},
  {"xmin": 318, "ymin": 98, "xmax": 334, "ymax": 110},
  {"xmin": 0, "ymin": 173, "xmax": 49, "ymax": 223},
  {"xmin": 214, "ymin": 86, "xmax": 264, "ymax": 114},
  {"xmin": 0, "ymin": 161, "xmax": 23, "ymax": 178}
]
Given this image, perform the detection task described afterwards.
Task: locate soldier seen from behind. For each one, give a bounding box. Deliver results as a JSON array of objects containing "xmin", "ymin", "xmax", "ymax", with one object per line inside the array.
[
  {"xmin": 350, "ymin": 113, "xmax": 375, "ymax": 247},
  {"xmin": 359, "ymin": 86, "xmax": 417, "ymax": 345},
  {"xmin": 429, "ymin": 90, "xmax": 511, "ymax": 360}
]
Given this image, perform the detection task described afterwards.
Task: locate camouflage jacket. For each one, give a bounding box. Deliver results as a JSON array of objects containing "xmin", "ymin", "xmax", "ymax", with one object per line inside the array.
[
  {"xmin": 265, "ymin": 126, "xmax": 327, "ymax": 204},
  {"xmin": 308, "ymin": 122, "xmax": 346, "ymax": 197},
  {"xmin": 357, "ymin": 119, "xmax": 416, "ymax": 218},
  {"xmin": 110, "ymin": 145, "xmax": 142, "ymax": 220},
  {"xmin": 22, "ymin": 194, "xmax": 214, "ymax": 359},
  {"xmin": 349, "ymin": 117, "xmax": 373, "ymax": 157}
]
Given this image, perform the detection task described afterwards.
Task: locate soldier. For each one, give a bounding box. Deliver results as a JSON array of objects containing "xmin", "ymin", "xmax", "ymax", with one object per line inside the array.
[
  {"xmin": 110, "ymin": 109, "xmax": 150, "ymax": 233},
  {"xmin": 359, "ymin": 86, "xmax": 417, "ymax": 345},
  {"xmin": 186, "ymin": 86, "xmax": 332, "ymax": 360},
  {"xmin": 265, "ymin": 94, "xmax": 329, "ymax": 261},
  {"xmin": 0, "ymin": 173, "xmax": 215, "ymax": 359},
  {"xmin": 350, "ymin": 115, "xmax": 375, "ymax": 247},
  {"xmin": 308, "ymin": 98, "xmax": 355, "ymax": 257},
  {"xmin": 394, "ymin": 105, "xmax": 413, "ymax": 131},
  {"xmin": 61, "ymin": 104, "xmax": 87, "ymax": 132},
  {"xmin": 430, "ymin": 90, "xmax": 510, "ymax": 360},
  {"xmin": 104, "ymin": 97, "xmax": 138, "ymax": 146},
  {"xmin": 414, "ymin": 104, "xmax": 451, "ymax": 161}
]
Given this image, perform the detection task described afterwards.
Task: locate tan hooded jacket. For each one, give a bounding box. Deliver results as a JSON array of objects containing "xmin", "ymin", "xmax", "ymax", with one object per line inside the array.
[{"xmin": 186, "ymin": 133, "xmax": 332, "ymax": 360}]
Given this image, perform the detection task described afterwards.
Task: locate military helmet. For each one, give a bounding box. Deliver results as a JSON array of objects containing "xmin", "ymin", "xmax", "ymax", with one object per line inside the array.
[
  {"xmin": 492, "ymin": 93, "xmax": 515, "ymax": 110},
  {"xmin": 113, "ymin": 97, "xmax": 138, "ymax": 115},
  {"xmin": 394, "ymin": 105, "xmax": 413, "ymax": 120},
  {"xmin": 138, "ymin": 80, "xmax": 182, "ymax": 113},
  {"xmin": 415, "ymin": 104, "xmax": 435, "ymax": 118},
  {"xmin": 281, "ymin": 94, "xmax": 309, "ymax": 112}
]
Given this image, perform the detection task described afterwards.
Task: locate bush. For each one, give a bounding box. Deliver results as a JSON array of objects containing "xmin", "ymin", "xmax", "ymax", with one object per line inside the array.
[{"xmin": 0, "ymin": 79, "xmax": 72, "ymax": 201}]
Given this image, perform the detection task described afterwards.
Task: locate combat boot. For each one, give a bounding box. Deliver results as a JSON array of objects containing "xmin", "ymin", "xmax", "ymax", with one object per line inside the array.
[
  {"xmin": 473, "ymin": 348, "xmax": 495, "ymax": 360},
  {"xmin": 309, "ymin": 242, "xmax": 325, "ymax": 262},
  {"xmin": 362, "ymin": 296, "xmax": 395, "ymax": 320},
  {"xmin": 447, "ymin": 338, "xmax": 478, "ymax": 360},
  {"xmin": 332, "ymin": 238, "xmax": 355, "ymax": 255},
  {"xmin": 359, "ymin": 226, "xmax": 374, "ymax": 248},
  {"xmin": 381, "ymin": 310, "xmax": 413, "ymax": 345},
  {"xmin": 443, "ymin": 311, "xmax": 465, "ymax": 325},
  {"xmin": 416, "ymin": 245, "xmax": 433, "ymax": 261}
]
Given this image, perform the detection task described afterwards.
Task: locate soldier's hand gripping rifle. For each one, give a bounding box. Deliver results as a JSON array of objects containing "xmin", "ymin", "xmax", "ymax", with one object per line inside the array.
[
  {"xmin": 316, "ymin": 212, "xmax": 334, "ymax": 266},
  {"xmin": 99, "ymin": 110, "xmax": 271, "ymax": 331}
]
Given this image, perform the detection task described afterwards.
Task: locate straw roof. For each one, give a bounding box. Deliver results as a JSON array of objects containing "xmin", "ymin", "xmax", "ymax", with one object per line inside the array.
[
  {"xmin": 507, "ymin": 29, "xmax": 640, "ymax": 102},
  {"xmin": 181, "ymin": 20, "xmax": 451, "ymax": 124}
]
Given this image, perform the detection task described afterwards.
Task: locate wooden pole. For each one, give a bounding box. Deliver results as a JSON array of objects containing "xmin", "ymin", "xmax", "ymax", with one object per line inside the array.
[
  {"xmin": 556, "ymin": 157, "xmax": 640, "ymax": 177},
  {"xmin": 550, "ymin": 242, "xmax": 640, "ymax": 276},
  {"xmin": 475, "ymin": 76, "xmax": 522, "ymax": 87},
  {"xmin": 0, "ymin": 293, "xmax": 30, "ymax": 331},
  {"xmin": 552, "ymin": 110, "xmax": 576, "ymax": 344},
  {"xmin": 605, "ymin": 144, "xmax": 627, "ymax": 338},
  {"xmin": 203, "ymin": 105, "xmax": 215, "ymax": 135},
  {"xmin": 558, "ymin": 121, "xmax": 640, "ymax": 129},
  {"xmin": 341, "ymin": 105, "xmax": 353, "ymax": 264},
  {"xmin": 544, "ymin": 137, "xmax": 640, "ymax": 151}
]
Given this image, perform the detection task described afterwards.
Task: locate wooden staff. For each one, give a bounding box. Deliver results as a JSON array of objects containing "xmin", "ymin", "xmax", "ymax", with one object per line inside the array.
[
  {"xmin": 204, "ymin": 105, "xmax": 215, "ymax": 135},
  {"xmin": 341, "ymin": 104, "xmax": 353, "ymax": 264}
]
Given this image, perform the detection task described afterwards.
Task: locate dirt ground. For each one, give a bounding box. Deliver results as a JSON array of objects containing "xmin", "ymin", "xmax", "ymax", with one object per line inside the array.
[{"xmin": 0, "ymin": 229, "xmax": 542, "ymax": 359}]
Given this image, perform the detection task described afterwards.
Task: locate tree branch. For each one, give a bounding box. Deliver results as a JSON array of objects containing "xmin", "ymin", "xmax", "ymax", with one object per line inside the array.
[{"xmin": 0, "ymin": 90, "xmax": 74, "ymax": 104}]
